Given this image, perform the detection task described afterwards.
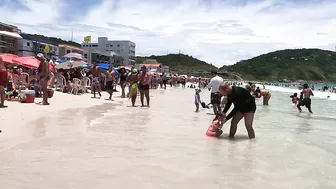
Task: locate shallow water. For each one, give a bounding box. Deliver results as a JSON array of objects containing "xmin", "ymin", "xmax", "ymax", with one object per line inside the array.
[{"xmin": 1, "ymin": 87, "xmax": 336, "ymax": 189}]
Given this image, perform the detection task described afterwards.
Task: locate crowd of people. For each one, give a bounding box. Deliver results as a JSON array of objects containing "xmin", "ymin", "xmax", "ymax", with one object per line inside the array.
[{"xmin": 197, "ymin": 72, "xmax": 317, "ymax": 140}]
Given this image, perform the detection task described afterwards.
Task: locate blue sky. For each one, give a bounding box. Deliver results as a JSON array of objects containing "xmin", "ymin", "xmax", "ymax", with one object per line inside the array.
[{"xmin": 1, "ymin": 0, "xmax": 336, "ymax": 67}]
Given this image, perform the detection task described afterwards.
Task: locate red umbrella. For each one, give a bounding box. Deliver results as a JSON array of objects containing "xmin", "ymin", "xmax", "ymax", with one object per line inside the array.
[
  {"xmin": 0, "ymin": 53, "xmax": 19, "ymax": 65},
  {"xmin": 13, "ymin": 56, "xmax": 40, "ymax": 69}
]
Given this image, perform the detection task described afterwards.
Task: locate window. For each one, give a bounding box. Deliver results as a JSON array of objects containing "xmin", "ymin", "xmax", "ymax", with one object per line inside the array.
[
  {"xmin": 117, "ymin": 44, "xmax": 120, "ymax": 47},
  {"xmin": 110, "ymin": 45, "xmax": 113, "ymax": 47},
  {"xmin": 67, "ymin": 50, "xmax": 71, "ymax": 54},
  {"xmin": 27, "ymin": 42, "xmax": 30, "ymax": 46},
  {"xmin": 84, "ymin": 54, "xmax": 88, "ymax": 58},
  {"xmin": 92, "ymin": 44, "xmax": 98, "ymax": 47}
]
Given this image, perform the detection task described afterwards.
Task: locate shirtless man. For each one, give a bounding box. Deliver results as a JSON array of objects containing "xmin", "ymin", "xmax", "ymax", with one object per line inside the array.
[
  {"xmin": 138, "ymin": 66, "xmax": 151, "ymax": 107},
  {"xmin": 297, "ymin": 83, "xmax": 314, "ymax": 113},
  {"xmin": 105, "ymin": 65, "xmax": 116, "ymax": 100},
  {"xmin": 127, "ymin": 68, "xmax": 139, "ymax": 106},
  {"xmin": 91, "ymin": 62, "xmax": 102, "ymax": 98},
  {"xmin": 219, "ymin": 83, "xmax": 256, "ymax": 139},
  {"xmin": 36, "ymin": 53, "xmax": 50, "ymax": 105},
  {"xmin": 252, "ymin": 85, "xmax": 271, "ymax": 105}
]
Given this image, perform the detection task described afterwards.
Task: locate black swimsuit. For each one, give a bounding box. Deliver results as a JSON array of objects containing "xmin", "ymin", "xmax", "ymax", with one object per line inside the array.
[{"xmin": 223, "ymin": 86, "xmax": 256, "ymax": 120}]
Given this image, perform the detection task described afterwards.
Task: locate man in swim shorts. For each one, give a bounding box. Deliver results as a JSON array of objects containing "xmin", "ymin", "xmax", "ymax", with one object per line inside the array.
[
  {"xmin": 219, "ymin": 83, "xmax": 256, "ymax": 139},
  {"xmin": 297, "ymin": 83, "xmax": 314, "ymax": 113},
  {"xmin": 105, "ymin": 65, "xmax": 116, "ymax": 100},
  {"xmin": 208, "ymin": 72, "xmax": 223, "ymax": 115},
  {"xmin": 36, "ymin": 53, "xmax": 50, "ymax": 105},
  {"xmin": 138, "ymin": 66, "xmax": 151, "ymax": 107},
  {"xmin": 91, "ymin": 62, "xmax": 102, "ymax": 98}
]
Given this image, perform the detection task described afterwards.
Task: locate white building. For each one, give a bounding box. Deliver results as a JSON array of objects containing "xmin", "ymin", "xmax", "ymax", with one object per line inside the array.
[
  {"xmin": 18, "ymin": 38, "xmax": 59, "ymax": 57},
  {"xmin": 82, "ymin": 37, "xmax": 135, "ymax": 65}
]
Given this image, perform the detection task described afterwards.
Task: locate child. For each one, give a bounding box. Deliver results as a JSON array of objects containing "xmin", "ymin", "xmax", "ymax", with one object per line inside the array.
[
  {"xmin": 290, "ymin": 92, "xmax": 298, "ymax": 105},
  {"xmin": 206, "ymin": 113, "xmax": 224, "ymax": 137},
  {"xmin": 194, "ymin": 88, "xmax": 201, "ymax": 112}
]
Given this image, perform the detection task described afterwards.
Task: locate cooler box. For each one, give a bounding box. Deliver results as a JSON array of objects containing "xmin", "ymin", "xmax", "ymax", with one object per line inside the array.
[
  {"xmin": 47, "ymin": 89, "xmax": 54, "ymax": 98},
  {"xmin": 20, "ymin": 90, "xmax": 35, "ymax": 103}
]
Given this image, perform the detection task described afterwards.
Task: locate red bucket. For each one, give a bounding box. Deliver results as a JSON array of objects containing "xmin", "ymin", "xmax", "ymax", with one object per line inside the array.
[{"xmin": 47, "ymin": 89, "xmax": 54, "ymax": 98}]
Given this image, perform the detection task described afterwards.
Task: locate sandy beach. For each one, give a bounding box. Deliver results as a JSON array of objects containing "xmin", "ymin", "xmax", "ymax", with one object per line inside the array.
[{"xmin": 1, "ymin": 86, "xmax": 336, "ymax": 189}]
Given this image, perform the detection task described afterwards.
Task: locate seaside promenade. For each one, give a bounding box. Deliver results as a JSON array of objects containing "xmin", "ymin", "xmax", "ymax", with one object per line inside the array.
[{"xmin": 1, "ymin": 85, "xmax": 336, "ymax": 189}]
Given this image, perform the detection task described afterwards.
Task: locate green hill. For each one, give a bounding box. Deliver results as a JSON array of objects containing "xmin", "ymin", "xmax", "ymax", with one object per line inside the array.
[
  {"xmin": 222, "ymin": 49, "xmax": 336, "ymax": 82},
  {"xmin": 136, "ymin": 54, "xmax": 217, "ymax": 73}
]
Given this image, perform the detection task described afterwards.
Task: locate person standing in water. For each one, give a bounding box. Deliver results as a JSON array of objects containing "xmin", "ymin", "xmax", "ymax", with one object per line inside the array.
[
  {"xmin": 194, "ymin": 88, "xmax": 201, "ymax": 112},
  {"xmin": 91, "ymin": 62, "xmax": 102, "ymax": 98},
  {"xmin": 105, "ymin": 65, "xmax": 116, "ymax": 100},
  {"xmin": 219, "ymin": 83, "xmax": 256, "ymax": 139},
  {"xmin": 138, "ymin": 66, "xmax": 151, "ymax": 107},
  {"xmin": 251, "ymin": 85, "xmax": 272, "ymax": 105},
  {"xmin": 207, "ymin": 72, "xmax": 223, "ymax": 115},
  {"xmin": 297, "ymin": 83, "xmax": 314, "ymax": 113},
  {"xmin": 36, "ymin": 53, "xmax": 50, "ymax": 105}
]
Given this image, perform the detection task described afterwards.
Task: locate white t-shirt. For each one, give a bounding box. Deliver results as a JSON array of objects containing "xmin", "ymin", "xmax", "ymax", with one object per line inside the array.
[{"xmin": 208, "ymin": 75, "xmax": 223, "ymax": 93}]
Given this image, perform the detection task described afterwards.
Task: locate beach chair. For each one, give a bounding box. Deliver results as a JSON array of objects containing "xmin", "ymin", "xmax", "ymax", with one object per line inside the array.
[
  {"xmin": 86, "ymin": 77, "xmax": 91, "ymax": 91},
  {"xmin": 56, "ymin": 75, "xmax": 66, "ymax": 93},
  {"xmin": 71, "ymin": 78, "xmax": 82, "ymax": 95}
]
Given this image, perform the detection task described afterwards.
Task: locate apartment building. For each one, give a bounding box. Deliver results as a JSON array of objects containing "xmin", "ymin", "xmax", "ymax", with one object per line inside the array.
[
  {"xmin": 18, "ymin": 39, "xmax": 59, "ymax": 57},
  {"xmin": 82, "ymin": 37, "xmax": 135, "ymax": 65},
  {"xmin": 0, "ymin": 22, "xmax": 22, "ymax": 55},
  {"xmin": 58, "ymin": 44, "xmax": 87, "ymax": 57}
]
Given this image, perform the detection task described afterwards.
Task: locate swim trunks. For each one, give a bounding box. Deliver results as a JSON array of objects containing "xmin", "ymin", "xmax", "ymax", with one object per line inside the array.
[
  {"xmin": 210, "ymin": 92, "xmax": 222, "ymax": 104},
  {"xmin": 298, "ymin": 98, "xmax": 311, "ymax": 107},
  {"xmin": 105, "ymin": 81, "xmax": 113, "ymax": 90},
  {"xmin": 139, "ymin": 84, "xmax": 150, "ymax": 90},
  {"xmin": 92, "ymin": 77, "xmax": 100, "ymax": 86},
  {"xmin": 0, "ymin": 70, "xmax": 8, "ymax": 86}
]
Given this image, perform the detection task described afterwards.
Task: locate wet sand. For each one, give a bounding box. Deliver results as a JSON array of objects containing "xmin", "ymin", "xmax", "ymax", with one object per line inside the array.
[{"xmin": 1, "ymin": 87, "xmax": 336, "ymax": 189}]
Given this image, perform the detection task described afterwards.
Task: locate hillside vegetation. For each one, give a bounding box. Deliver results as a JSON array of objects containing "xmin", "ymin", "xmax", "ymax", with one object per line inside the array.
[
  {"xmin": 20, "ymin": 33, "xmax": 81, "ymax": 47},
  {"xmin": 223, "ymin": 49, "xmax": 336, "ymax": 82},
  {"xmin": 136, "ymin": 54, "xmax": 217, "ymax": 73}
]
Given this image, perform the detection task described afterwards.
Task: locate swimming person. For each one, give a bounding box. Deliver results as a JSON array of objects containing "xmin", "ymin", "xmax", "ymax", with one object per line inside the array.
[
  {"xmin": 297, "ymin": 83, "xmax": 314, "ymax": 113},
  {"xmin": 206, "ymin": 113, "xmax": 224, "ymax": 137},
  {"xmin": 219, "ymin": 83, "xmax": 256, "ymax": 139},
  {"xmin": 194, "ymin": 88, "xmax": 201, "ymax": 112},
  {"xmin": 290, "ymin": 93, "xmax": 298, "ymax": 105}
]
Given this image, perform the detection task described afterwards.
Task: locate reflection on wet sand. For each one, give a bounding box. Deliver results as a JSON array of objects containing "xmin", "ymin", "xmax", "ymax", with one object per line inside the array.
[{"xmin": 0, "ymin": 89, "xmax": 336, "ymax": 189}]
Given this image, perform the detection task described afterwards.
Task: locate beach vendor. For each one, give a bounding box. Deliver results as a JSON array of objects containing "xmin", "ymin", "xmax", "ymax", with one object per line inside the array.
[
  {"xmin": 127, "ymin": 68, "xmax": 139, "ymax": 107},
  {"xmin": 219, "ymin": 83, "xmax": 256, "ymax": 139}
]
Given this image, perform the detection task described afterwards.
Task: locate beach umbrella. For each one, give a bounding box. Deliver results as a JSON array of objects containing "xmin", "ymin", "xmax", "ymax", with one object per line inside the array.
[
  {"xmin": 0, "ymin": 53, "xmax": 18, "ymax": 65},
  {"xmin": 55, "ymin": 60, "xmax": 86, "ymax": 70},
  {"xmin": 13, "ymin": 56, "xmax": 40, "ymax": 69},
  {"xmin": 98, "ymin": 63, "xmax": 119, "ymax": 74},
  {"xmin": 64, "ymin": 53, "xmax": 85, "ymax": 60}
]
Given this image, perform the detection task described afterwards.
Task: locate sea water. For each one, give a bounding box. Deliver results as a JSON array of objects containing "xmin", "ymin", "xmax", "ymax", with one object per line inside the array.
[{"xmin": 0, "ymin": 86, "xmax": 335, "ymax": 189}]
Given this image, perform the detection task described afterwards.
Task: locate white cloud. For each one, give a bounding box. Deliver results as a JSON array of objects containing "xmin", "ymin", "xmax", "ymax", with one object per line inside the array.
[{"xmin": 1, "ymin": 0, "xmax": 336, "ymax": 67}]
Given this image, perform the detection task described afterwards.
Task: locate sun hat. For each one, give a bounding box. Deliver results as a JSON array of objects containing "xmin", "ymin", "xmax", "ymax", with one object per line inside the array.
[{"xmin": 36, "ymin": 53, "xmax": 45, "ymax": 60}]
